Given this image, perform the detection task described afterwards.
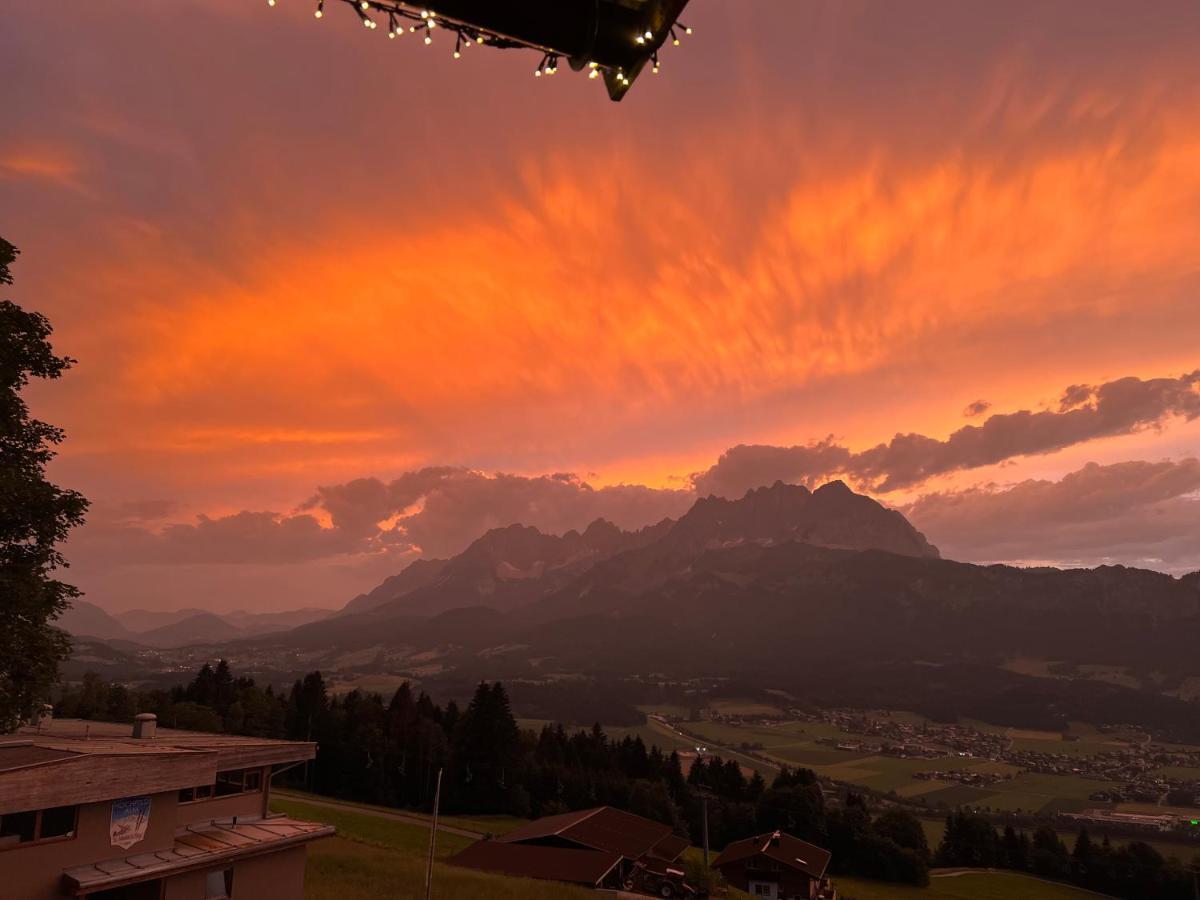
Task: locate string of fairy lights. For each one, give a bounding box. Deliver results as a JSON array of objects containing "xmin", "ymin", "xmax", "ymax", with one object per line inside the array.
[{"xmin": 265, "ymin": 0, "xmax": 692, "ymax": 88}]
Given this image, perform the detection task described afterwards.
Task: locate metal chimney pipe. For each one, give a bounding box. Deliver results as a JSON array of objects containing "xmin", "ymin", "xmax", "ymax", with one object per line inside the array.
[{"xmin": 133, "ymin": 713, "xmax": 157, "ymax": 740}]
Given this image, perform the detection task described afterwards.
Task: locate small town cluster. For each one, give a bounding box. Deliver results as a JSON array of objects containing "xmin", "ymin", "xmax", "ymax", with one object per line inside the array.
[{"xmin": 711, "ymin": 707, "xmax": 1200, "ymax": 835}]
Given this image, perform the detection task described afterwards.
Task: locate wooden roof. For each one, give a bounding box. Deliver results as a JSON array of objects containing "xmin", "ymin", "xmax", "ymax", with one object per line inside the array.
[
  {"xmin": 12, "ymin": 719, "xmax": 316, "ymax": 769},
  {"xmin": 712, "ymin": 831, "xmax": 832, "ymax": 881},
  {"xmin": 0, "ymin": 743, "xmax": 80, "ymax": 772},
  {"xmin": 497, "ymin": 806, "xmax": 683, "ymax": 862},
  {"xmin": 0, "ymin": 720, "xmax": 316, "ymax": 813},
  {"xmin": 62, "ymin": 816, "xmax": 334, "ymax": 896}
]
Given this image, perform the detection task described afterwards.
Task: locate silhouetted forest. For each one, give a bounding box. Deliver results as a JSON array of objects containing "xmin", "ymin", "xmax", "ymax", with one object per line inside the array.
[{"xmin": 56, "ymin": 663, "xmax": 1200, "ymax": 896}]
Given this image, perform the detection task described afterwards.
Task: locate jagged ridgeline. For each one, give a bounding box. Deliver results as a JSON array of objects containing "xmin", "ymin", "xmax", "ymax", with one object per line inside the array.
[{"xmin": 274, "ymin": 481, "xmax": 1198, "ymax": 682}]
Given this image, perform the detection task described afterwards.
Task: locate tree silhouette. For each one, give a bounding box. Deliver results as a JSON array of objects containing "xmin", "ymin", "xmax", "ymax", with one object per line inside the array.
[{"xmin": 0, "ymin": 237, "xmax": 88, "ymax": 731}]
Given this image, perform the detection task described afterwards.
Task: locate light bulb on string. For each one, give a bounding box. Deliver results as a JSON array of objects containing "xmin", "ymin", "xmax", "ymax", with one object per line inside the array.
[{"xmin": 268, "ymin": 0, "xmax": 690, "ymax": 94}]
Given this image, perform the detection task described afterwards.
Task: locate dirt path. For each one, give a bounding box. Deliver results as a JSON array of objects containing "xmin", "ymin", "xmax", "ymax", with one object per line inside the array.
[{"xmin": 273, "ymin": 789, "xmax": 484, "ymax": 839}]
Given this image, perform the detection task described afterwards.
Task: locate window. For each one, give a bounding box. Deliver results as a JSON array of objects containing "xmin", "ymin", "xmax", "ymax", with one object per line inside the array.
[
  {"xmin": 214, "ymin": 770, "xmax": 244, "ymax": 797},
  {"xmin": 213, "ymin": 769, "xmax": 263, "ymax": 797},
  {"xmin": 204, "ymin": 867, "xmax": 234, "ymax": 899},
  {"xmin": 39, "ymin": 805, "xmax": 77, "ymax": 839},
  {"xmin": 0, "ymin": 805, "xmax": 77, "ymax": 848},
  {"xmin": 0, "ymin": 811, "xmax": 36, "ymax": 845}
]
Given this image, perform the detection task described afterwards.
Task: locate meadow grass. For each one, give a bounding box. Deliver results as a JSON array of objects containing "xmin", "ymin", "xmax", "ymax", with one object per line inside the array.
[
  {"xmin": 303, "ymin": 836, "xmax": 600, "ymax": 900},
  {"xmin": 277, "ymin": 788, "xmax": 1137, "ymax": 899},
  {"xmin": 273, "ymin": 797, "xmax": 474, "ymax": 855},
  {"xmin": 837, "ymin": 871, "xmax": 1109, "ymax": 900},
  {"xmin": 274, "ymin": 790, "xmax": 527, "ymax": 836},
  {"xmin": 275, "ymin": 796, "xmax": 597, "ymax": 900}
]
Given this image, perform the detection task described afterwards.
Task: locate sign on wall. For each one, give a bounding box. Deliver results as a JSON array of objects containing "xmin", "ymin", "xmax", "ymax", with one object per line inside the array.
[{"xmin": 110, "ymin": 797, "xmax": 152, "ymax": 849}]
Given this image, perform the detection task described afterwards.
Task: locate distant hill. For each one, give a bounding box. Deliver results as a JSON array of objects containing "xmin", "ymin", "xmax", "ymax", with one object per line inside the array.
[
  {"xmin": 57, "ymin": 601, "xmax": 139, "ymax": 642},
  {"xmin": 62, "ymin": 604, "xmax": 335, "ymax": 649},
  {"xmin": 135, "ymin": 612, "xmax": 246, "ymax": 648},
  {"xmin": 115, "ymin": 607, "xmax": 210, "ymax": 632},
  {"xmin": 221, "ymin": 607, "xmax": 333, "ymax": 634}
]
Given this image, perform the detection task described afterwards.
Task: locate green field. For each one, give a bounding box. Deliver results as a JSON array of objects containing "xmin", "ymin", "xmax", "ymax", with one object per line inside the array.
[{"xmin": 674, "ymin": 717, "xmax": 1149, "ymax": 814}]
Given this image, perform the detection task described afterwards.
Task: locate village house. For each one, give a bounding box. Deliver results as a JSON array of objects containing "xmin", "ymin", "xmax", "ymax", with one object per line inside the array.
[
  {"xmin": 449, "ymin": 805, "xmax": 691, "ymax": 894},
  {"xmin": 712, "ymin": 830, "xmax": 835, "ymax": 900},
  {"xmin": 0, "ymin": 714, "xmax": 333, "ymax": 899}
]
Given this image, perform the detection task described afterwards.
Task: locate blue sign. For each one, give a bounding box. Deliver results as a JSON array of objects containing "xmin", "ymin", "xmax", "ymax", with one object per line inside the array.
[{"xmin": 110, "ymin": 797, "xmax": 152, "ymax": 849}]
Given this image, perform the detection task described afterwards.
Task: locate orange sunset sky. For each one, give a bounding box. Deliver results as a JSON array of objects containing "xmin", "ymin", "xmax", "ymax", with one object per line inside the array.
[{"xmin": 3, "ymin": 0, "xmax": 1199, "ymax": 612}]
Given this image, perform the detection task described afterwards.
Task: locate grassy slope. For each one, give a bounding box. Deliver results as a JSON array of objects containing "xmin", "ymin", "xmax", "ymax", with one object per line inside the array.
[
  {"xmin": 278, "ymin": 794, "xmax": 1125, "ymax": 900},
  {"xmin": 275, "ymin": 789, "xmax": 526, "ymax": 836},
  {"xmin": 837, "ymin": 872, "xmax": 1108, "ymax": 900},
  {"xmin": 274, "ymin": 798, "xmax": 598, "ymax": 900}
]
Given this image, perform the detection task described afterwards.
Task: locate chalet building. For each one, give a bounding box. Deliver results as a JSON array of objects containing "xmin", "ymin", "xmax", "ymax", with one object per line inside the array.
[
  {"xmin": 712, "ymin": 831, "xmax": 835, "ymax": 900},
  {"xmin": 449, "ymin": 805, "xmax": 690, "ymax": 891},
  {"xmin": 0, "ymin": 715, "xmax": 333, "ymax": 899}
]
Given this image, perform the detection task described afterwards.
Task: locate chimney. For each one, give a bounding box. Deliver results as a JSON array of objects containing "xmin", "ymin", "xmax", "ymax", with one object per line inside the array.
[{"xmin": 133, "ymin": 713, "xmax": 157, "ymax": 740}]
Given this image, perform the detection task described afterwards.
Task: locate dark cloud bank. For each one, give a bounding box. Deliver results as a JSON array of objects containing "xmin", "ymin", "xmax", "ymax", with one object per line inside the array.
[
  {"xmin": 69, "ymin": 369, "xmax": 1200, "ymax": 578},
  {"xmin": 693, "ymin": 370, "xmax": 1200, "ymax": 497}
]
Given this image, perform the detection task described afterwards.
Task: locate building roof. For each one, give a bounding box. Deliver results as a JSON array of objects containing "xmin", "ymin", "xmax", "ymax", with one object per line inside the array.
[
  {"xmin": 448, "ymin": 840, "xmax": 623, "ymax": 887},
  {"xmin": 12, "ymin": 718, "xmax": 316, "ymax": 769},
  {"xmin": 62, "ymin": 816, "xmax": 334, "ymax": 896},
  {"xmin": 0, "ymin": 743, "xmax": 80, "ymax": 772},
  {"xmin": 649, "ymin": 832, "xmax": 691, "ymax": 861},
  {"xmin": 497, "ymin": 806, "xmax": 684, "ymax": 861},
  {"xmin": 712, "ymin": 831, "xmax": 832, "ymax": 881},
  {"xmin": 0, "ymin": 719, "xmax": 316, "ymax": 815}
]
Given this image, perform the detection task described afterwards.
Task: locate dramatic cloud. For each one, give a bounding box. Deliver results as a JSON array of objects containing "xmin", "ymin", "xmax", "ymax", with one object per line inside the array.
[
  {"xmin": 310, "ymin": 468, "xmax": 691, "ymax": 559},
  {"xmin": 693, "ymin": 370, "xmax": 1200, "ymax": 497},
  {"xmin": 691, "ymin": 440, "xmax": 853, "ymax": 499},
  {"xmin": 905, "ymin": 459, "xmax": 1200, "ymax": 573},
  {"xmin": 9, "ymin": 1, "xmax": 1200, "ymax": 609},
  {"xmin": 68, "ymin": 468, "xmax": 691, "ymax": 574},
  {"xmin": 963, "ymin": 400, "xmax": 992, "ymax": 418}
]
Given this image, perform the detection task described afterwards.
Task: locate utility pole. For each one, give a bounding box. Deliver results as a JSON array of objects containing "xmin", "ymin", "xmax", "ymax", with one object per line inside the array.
[
  {"xmin": 424, "ymin": 768, "xmax": 444, "ymax": 900},
  {"xmin": 702, "ymin": 795, "xmax": 710, "ymax": 868}
]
